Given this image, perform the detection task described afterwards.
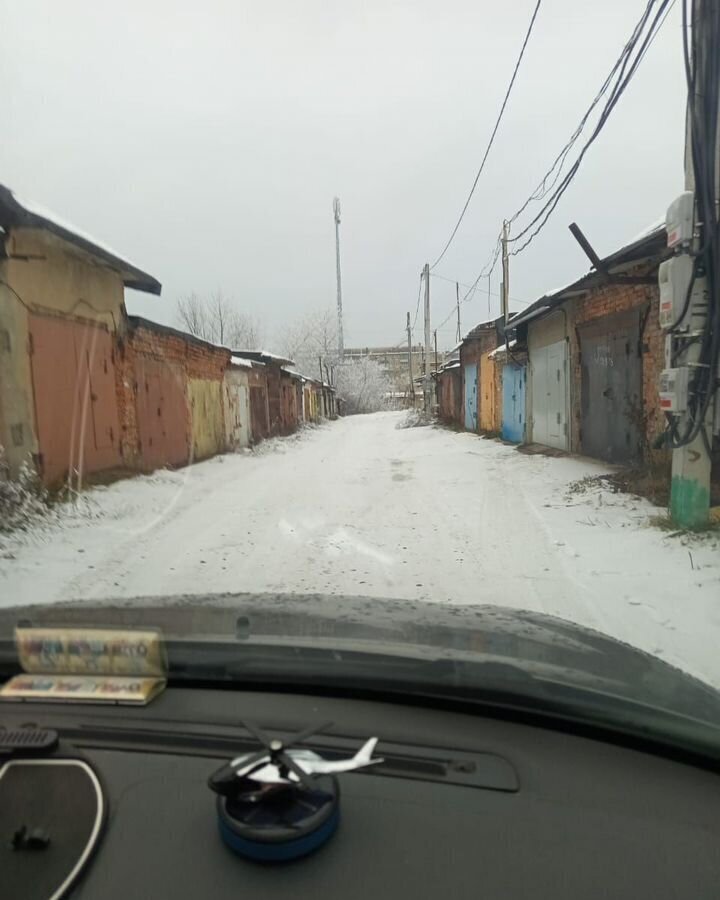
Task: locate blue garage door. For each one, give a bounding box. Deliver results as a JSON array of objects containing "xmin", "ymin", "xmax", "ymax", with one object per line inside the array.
[
  {"xmin": 502, "ymin": 364, "xmax": 526, "ymax": 443},
  {"xmin": 464, "ymin": 364, "xmax": 478, "ymax": 431}
]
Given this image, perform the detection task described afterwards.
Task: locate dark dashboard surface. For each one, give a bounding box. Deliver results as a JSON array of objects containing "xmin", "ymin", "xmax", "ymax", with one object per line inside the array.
[{"xmin": 2, "ymin": 687, "xmax": 720, "ymax": 899}]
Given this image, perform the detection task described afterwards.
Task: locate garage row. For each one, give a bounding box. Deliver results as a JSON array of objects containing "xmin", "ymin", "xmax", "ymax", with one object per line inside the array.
[
  {"xmin": 436, "ymin": 223, "xmax": 667, "ymax": 466},
  {"xmin": 0, "ymin": 185, "xmax": 336, "ymax": 489}
]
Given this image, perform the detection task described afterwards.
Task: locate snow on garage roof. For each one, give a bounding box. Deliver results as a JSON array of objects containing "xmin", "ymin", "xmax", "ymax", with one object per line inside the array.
[
  {"xmin": 488, "ymin": 340, "xmax": 518, "ymax": 359},
  {"xmin": 0, "ymin": 184, "xmax": 161, "ymax": 295},
  {"xmin": 232, "ymin": 349, "xmax": 295, "ymax": 367}
]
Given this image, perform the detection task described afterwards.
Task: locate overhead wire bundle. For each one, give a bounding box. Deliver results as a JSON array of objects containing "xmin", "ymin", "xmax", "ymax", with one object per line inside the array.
[
  {"xmin": 429, "ymin": 0, "xmax": 543, "ymax": 272},
  {"xmin": 506, "ymin": 0, "xmax": 675, "ymax": 256},
  {"xmin": 665, "ymin": 0, "xmax": 720, "ymax": 451},
  {"xmin": 442, "ymin": 0, "xmax": 676, "ymax": 329}
]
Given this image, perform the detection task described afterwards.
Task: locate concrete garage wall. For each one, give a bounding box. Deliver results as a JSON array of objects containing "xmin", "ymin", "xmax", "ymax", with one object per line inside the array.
[
  {"xmin": 189, "ymin": 378, "xmax": 225, "ymax": 461},
  {"xmin": 0, "ymin": 270, "xmax": 37, "ymax": 474},
  {"xmin": 0, "ymin": 229, "xmax": 126, "ymax": 480}
]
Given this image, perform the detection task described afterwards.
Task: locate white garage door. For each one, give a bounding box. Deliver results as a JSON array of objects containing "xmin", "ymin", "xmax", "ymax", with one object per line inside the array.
[{"xmin": 531, "ymin": 339, "xmax": 568, "ymax": 451}]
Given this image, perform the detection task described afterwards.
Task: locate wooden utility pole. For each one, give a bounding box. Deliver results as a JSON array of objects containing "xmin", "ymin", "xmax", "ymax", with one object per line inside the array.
[
  {"xmin": 406, "ymin": 311, "xmax": 415, "ymax": 402},
  {"xmin": 423, "ymin": 263, "xmax": 431, "ymax": 413},
  {"xmin": 501, "ymin": 220, "xmax": 510, "ymax": 326},
  {"xmin": 669, "ymin": 0, "xmax": 717, "ymax": 527},
  {"xmin": 455, "ymin": 281, "xmax": 461, "ymax": 343}
]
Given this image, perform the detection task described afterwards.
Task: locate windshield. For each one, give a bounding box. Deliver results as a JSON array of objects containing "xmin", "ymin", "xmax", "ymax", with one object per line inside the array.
[{"xmin": 1, "ymin": 0, "xmax": 719, "ymax": 749}]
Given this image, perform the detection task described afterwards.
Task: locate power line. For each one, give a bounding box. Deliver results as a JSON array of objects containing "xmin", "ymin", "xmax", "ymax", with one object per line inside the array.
[
  {"xmin": 429, "ymin": 0, "xmax": 543, "ymax": 270},
  {"xmin": 506, "ymin": 0, "xmax": 674, "ymax": 257},
  {"xmin": 411, "ymin": 270, "xmax": 424, "ymax": 335},
  {"xmin": 430, "ymin": 271, "xmax": 531, "ymax": 305}
]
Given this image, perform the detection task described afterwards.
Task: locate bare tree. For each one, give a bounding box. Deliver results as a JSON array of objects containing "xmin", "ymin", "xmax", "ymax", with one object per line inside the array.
[
  {"xmin": 177, "ymin": 293, "xmax": 209, "ymax": 339},
  {"xmin": 336, "ymin": 357, "xmax": 392, "ymax": 414},
  {"xmin": 176, "ymin": 291, "xmax": 263, "ymax": 349},
  {"xmin": 278, "ymin": 307, "xmax": 391, "ymax": 413},
  {"xmin": 278, "ymin": 308, "xmax": 339, "ymax": 377}
]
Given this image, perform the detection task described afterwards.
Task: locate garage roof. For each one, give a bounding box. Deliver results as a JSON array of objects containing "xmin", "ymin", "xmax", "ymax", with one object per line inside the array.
[
  {"xmin": 0, "ymin": 184, "xmax": 161, "ymax": 295},
  {"xmin": 508, "ymin": 224, "xmax": 667, "ymax": 329}
]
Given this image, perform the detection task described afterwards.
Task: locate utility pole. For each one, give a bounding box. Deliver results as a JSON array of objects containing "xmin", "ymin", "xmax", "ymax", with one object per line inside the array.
[
  {"xmin": 501, "ymin": 220, "xmax": 510, "ymax": 326},
  {"xmin": 423, "ymin": 263, "xmax": 431, "ymax": 413},
  {"xmin": 456, "ymin": 281, "xmax": 462, "ymax": 343},
  {"xmin": 668, "ymin": 0, "xmax": 717, "ymax": 528},
  {"xmin": 406, "ymin": 311, "xmax": 415, "ymax": 403},
  {"xmin": 434, "ymin": 329, "xmax": 439, "ymax": 374},
  {"xmin": 333, "ymin": 197, "xmax": 344, "ymax": 359}
]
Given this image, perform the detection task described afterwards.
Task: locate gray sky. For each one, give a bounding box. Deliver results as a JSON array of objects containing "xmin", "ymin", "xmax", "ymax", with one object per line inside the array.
[{"xmin": 2, "ymin": 0, "xmax": 686, "ymax": 350}]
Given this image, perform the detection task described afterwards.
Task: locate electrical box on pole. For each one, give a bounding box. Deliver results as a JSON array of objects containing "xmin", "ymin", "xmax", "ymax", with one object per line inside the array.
[
  {"xmin": 658, "ymin": 255, "xmax": 694, "ymax": 329},
  {"xmin": 665, "ymin": 191, "xmax": 695, "ymax": 249},
  {"xmin": 659, "ymin": 367, "xmax": 689, "ymax": 413}
]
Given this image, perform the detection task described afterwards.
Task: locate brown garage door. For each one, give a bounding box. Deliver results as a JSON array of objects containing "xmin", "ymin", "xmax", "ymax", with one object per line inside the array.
[
  {"xmin": 133, "ymin": 356, "xmax": 189, "ymax": 470},
  {"xmin": 249, "ymin": 385, "xmax": 269, "ymax": 441},
  {"xmin": 29, "ymin": 314, "xmax": 121, "ymax": 485},
  {"xmin": 579, "ymin": 312, "xmax": 642, "ymax": 464}
]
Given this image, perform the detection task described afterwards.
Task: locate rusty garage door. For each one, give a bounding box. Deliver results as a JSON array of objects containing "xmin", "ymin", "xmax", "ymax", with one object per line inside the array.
[
  {"xmin": 29, "ymin": 314, "xmax": 121, "ymax": 485},
  {"xmin": 579, "ymin": 312, "xmax": 641, "ymax": 463},
  {"xmin": 134, "ymin": 356, "xmax": 189, "ymax": 470},
  {"xmin": 249, "ymin": 385, "xmax": 269, "ymax": 442}
]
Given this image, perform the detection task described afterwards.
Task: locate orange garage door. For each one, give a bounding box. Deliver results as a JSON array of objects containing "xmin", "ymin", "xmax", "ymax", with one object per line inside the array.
[{"xmin": 29, "ymin": 314, "xmax": 122, "ymax": 485}]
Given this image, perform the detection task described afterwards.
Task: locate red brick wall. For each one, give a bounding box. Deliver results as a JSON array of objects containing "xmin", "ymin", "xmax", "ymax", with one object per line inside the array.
[{"xmin": 562, "ymin": 272, "xmax": 665, "ymax": 459}]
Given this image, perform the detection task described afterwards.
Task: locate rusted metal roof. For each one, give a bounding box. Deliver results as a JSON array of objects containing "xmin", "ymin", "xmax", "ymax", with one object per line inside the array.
[
  {"xmin": 508, "ymin": 224, "xmax": 667, "ymax": 329},
  {"xmin": 0, "ymin": 184, "xmax": 161, "ymax": 295}
]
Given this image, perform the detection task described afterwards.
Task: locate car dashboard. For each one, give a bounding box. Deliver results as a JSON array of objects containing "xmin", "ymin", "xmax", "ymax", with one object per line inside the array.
[{"xmin": 2, "ymin": 686, "xmax": 719, "ymax": 899}]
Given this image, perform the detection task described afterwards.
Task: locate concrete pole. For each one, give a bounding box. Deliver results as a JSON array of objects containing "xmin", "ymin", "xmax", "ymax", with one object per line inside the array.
[
  {"xmin": 406, "ymin": 311, "xmax": 415, "ymax": 403},
  {"xmin": 333, "ymin": 197, "xmax": 344, "ymax": 359},
  {"xmin": 501, "ymin": 220, "xmax": 510, "ymax": 327},
  {"xmin": 423, "ymin": 263, "xmax": 431, "ymax": 413},
  {"xmin": 670, "ymin": 0, "xmax": 715, "ymax": 527}
]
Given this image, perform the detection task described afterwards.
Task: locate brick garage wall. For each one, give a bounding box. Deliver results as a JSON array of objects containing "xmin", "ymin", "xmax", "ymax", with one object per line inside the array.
[
  {"xmin": 563, "ymin": 272, "xmax": 664, "ymax": 460},
  {"xmin": 460, "ymin": 327, "xmax": 498, "ymax": 429},
  {"xmin": 115, "ymin": 317, "xmax": 231, "ymax": 470}
]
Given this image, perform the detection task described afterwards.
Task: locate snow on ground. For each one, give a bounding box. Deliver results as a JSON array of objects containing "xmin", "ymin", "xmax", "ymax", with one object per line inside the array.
[{"xmin": 1, "ymin": 412, "xmax": 719, "ymax": 687}]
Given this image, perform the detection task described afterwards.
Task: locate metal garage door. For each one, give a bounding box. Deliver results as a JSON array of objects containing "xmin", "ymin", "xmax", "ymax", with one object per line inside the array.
[
  {"xmin": 29, "ymin": 314, "xmax": 121, "ymax": 485},
  {"xmin": 250, "ymin": 385, "xmax": 269, "ymax": 441},
  {"xmin": 531, "ymin": 340, "xmax": 568, "ymax": 451},
  {"xmin": 579, "ymin": 314, "xmax": 641, "ymax": 463},
  {"xmin": 134, "ymin": 356, "xmax": 189, "ymax": 470},
  {"xmin": 464, "ymin": 364, "xmax": 478, "ymax": 431},
  {"xmin": 502, "ymin": 364, "xmax": 526, "ymax": 443}
]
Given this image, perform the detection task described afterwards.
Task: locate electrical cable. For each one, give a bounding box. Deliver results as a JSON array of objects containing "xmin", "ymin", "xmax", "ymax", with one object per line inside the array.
[
  {"xmin": 429, "ymin": 0, "xmax": 543, "ymax": 270},
  {"xmin": 505, "ymin": 0, "xmax": 674, "ymax": 257},
  {"xmin": 411, "ymin": 271, "xmax": 424, "ymax": 335}
]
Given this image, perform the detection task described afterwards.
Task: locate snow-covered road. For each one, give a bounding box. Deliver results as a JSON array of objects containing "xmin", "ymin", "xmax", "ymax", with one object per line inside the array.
[{"xmin": 2, "ymin": 411, "xmax": 719, "ymax": 686}]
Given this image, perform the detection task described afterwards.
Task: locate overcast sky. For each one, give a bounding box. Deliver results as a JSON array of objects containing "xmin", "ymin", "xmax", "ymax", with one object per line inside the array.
[{"xmin": 1, "ymin": 0, "xmax": 685, "ymax": 350}]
